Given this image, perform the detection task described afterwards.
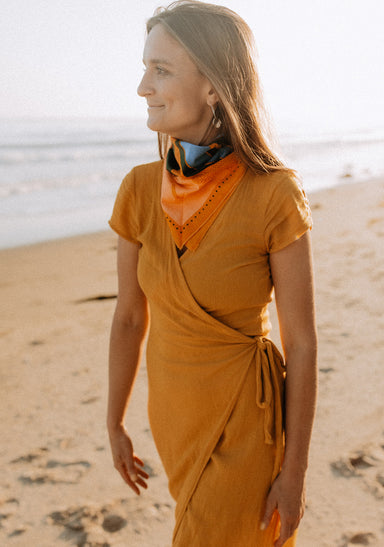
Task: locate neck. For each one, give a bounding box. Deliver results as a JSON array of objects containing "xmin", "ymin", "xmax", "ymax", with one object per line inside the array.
[{"xmin": 198, "ymin": 118, "xmax": 221, "ymax": 146}]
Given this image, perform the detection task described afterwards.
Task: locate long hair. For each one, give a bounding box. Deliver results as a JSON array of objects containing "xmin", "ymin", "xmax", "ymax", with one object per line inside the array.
[{"xmin": 146, "ymin": 0, "xmax": 291, "ymax": 175}]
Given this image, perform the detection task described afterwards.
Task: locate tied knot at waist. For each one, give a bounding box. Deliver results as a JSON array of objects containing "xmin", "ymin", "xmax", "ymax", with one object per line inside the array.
[
  {"xmin": 253, "ymin": 336, "xmax": 268, "ymax": 351},
  {"xmin": 251, "ymin": 337, "xmax": 284, "ymax": 446}
]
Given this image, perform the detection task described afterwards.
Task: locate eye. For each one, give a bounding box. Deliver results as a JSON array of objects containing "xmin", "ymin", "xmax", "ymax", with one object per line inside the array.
[{"xmin": 156, "ymin": 66, "xmax": 168, "ymax": 75}]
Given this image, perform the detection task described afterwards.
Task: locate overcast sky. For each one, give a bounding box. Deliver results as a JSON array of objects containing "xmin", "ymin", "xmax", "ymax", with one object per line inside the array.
[{"xmin": 1, "ymin": 0, "xmax": 384, "ymax": 133}]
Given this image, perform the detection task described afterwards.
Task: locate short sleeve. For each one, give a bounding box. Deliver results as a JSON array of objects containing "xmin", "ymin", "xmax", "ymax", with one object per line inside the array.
[
  {"xmin": 264, "ymin": 172, "xmax": 312, "ymax": 253},
  {"xmin": 108, "ymin": 169, "xmax": 139, "ymax": 243}
]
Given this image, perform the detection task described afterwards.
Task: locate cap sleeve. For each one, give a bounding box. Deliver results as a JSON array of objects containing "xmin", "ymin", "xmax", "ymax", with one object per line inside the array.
[
  {"xmin": 108, "ymin": 169, "xmax": 139, "ymax": 243},
  {"xmin": 264, "ymin": 172, "xmax": 312, "ymax": 253}
]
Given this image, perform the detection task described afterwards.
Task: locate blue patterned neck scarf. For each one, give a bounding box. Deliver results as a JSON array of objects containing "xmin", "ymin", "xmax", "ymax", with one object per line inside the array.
[{"xmin": 166, "ymin": 137, "xmax": 233, "ymax": 177}]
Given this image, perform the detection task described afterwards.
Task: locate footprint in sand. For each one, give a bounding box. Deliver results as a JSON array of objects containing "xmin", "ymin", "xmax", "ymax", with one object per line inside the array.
[
  {"xmin": 56, "ymin": 437, "xmax": 77, "ymax": 450},
  {"xmin": 75, "ymin": 294, "xmax": 117, "ymax": 304},
  {"xmin": 340, "ymin": 531, "xmax": 377, "ymax": 546},
  {"xmin": 7, "ymin": 527, "xmax": 27, "ymax": 538},
  {"xmin": 142, "ymin": 459, "xmax": 163, "ymax": 478},
  {"xmin": 10, "ymin": 447, "xmax": 49, "ymax": 463},
  {"xmin": 0, "ymin": 498, "xmax": 24, "ymax": 539},
  {"xmin": 11, "ymin": 448, "xmax": 92, "ymax": 485},
  {"xmin": 0, "ymin": 508, "xmax": 13, "ymax": 530},
  {"xmin": 331, "ymin": 436, "xmax": 384, "ymax": 500},
  {"xmin": 29, "ymin": 339, "xmax": 45, "ymax": 346},
  {"xmin": 81, "ymin": 396, "xmax": 101, "ymax": 405},
  {"xmin": 47, "ymin": 498, "xmax": 173, "ymax": 545},
  {"xmin": 19, "ymin": 461, "xmax": 91, "ymax": 485},
  {"xmin": 47, "ymin": 504, "xmax": 120, "ymax": 545}
]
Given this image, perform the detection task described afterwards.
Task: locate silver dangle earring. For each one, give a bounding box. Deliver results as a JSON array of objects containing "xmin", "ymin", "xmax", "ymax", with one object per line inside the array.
[{"xmin": 210, "ymin": 105, "xmax": 222, "ymax": 129}]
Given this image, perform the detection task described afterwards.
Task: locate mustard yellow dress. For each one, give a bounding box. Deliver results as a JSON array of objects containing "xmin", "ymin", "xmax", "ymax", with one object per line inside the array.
[{"xmin": 109, "ymin": 160, "xmax": 312, "ymax": 546}]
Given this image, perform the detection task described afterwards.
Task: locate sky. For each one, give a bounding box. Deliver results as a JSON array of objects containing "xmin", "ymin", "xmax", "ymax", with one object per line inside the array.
[{"xmin": 1, "ymin": 0, "xmax": 384, "ymax": 134}]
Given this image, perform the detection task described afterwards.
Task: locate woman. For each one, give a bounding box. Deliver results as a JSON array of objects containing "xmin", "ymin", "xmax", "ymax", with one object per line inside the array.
[{"xmin": 107, "ymin": 2, "xmax": 317, "ymax": 546}]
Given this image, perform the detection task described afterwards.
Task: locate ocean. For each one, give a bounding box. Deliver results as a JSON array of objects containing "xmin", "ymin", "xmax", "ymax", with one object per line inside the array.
[{"xmin": 1, "ymin": 117, "xmax": 384, "ymax": 249}]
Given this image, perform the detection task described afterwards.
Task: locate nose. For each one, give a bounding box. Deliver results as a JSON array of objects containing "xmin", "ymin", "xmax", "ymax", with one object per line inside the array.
[{"xmin": 137, "ymin": 71, "xmax": 152, "ymax": 97}]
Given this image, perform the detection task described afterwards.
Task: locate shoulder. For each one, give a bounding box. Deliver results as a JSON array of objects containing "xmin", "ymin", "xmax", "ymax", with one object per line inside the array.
[
  {"xmin": 247, "ymin": 168, "xmax": 303, "ymax": 193},
  {"xmin": 109, "ymin": 160, "xmax": 163, "ymax": 242},
  {"xmin": 240, "ymin": 167, "xmax": 306, "ymax": 206},
  {"xmin": 128, "ymin": 159, "xmax": 163, "ymax": 184},
  {"xmin": 250, "ymin": 168, "xmax": 309, "ymax": 207},
  {"xmin": 241, "ymin": 165, "xmax": 298, "ymax": 187},
  {"xmin": 267, "ymin": 170, "xmax": 306, "ymax": 200},
  {"xmin": 258, "ymin": 170, "xmax": 312, "ymax": 252},
  {"xmin": 118, "ymin": 159, "xmax": 163, "ymax": 206}
]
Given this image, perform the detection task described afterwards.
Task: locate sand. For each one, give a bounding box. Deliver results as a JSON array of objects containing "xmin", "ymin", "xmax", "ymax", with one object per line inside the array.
[{"xmin": 1, "ymin": 177, "xmax": 383, "ymax": 546}]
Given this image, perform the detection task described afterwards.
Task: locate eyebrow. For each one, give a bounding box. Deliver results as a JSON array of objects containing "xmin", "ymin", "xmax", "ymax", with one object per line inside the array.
[{"xmin": 143, "ymin": 58, "xmax": 174, "ymax": 67}]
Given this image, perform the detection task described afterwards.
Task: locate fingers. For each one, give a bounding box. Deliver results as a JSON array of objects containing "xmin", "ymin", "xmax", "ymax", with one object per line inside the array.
[
  {"xmin": 134, "ymin": 455, "xmax": 145, "ymax": 467},
  {"xmin": 260, "ymin": 494, "xmax": 299, "ymax": 546},
  {"xmin": 126, "ymin": 471, "xmax": 147, "ymax": 495},
  {"xmin": 136, "ymin": 476, "xmax": 148, "ymax": 489},
  {"xmin": 274, "ymin": 508, "xmax": 301, "ymax": 547},
  {"xmin": 118, "ymin": 459, "xmax": 149, "ymax": 495},
  {"xmin": 129, "ymin": 455, "xmax": 149, "ymax": 481},
  {"xmin": 114, "ymin": 452, "xmax": 149, "ymax": 495},
  {"xmin": 137, "ymin": 465, "xmax": 150, "ymax": 480},
  {"xmin": 260, "ymin": 491, "xmax": 277, "ymax": 531},
  {"xmin": 274, "ymin": 519, "xmax": 297, "ymax": 547},
  {"xmin": 126, "ymin": 452, "xmax": 139, "ymax": 482},
  {"xmin": 109, "ymin": 429, "xmax": 149, "ymax": 495}
]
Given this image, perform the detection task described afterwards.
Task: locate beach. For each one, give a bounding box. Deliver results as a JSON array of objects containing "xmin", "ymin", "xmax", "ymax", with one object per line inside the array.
[{"xmin": 1, "ymin": 176, "xmax": 384, "ymax": 546}]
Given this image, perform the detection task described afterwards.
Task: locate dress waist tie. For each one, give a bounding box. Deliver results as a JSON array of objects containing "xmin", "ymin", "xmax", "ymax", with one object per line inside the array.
[{"xmin": 253, "ymin": 337, "xmax": 285, "ymax": 478}]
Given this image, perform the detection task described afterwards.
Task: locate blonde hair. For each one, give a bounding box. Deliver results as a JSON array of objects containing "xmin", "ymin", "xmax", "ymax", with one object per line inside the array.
[{"xmin": 146, "ymin": 0, "xmax": 291, "ymax": 175}]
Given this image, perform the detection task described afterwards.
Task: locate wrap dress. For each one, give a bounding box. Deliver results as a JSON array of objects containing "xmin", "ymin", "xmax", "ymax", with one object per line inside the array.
[{"xmin": 109, "ymin": 159, "xmax": 312, "ymax": 546}]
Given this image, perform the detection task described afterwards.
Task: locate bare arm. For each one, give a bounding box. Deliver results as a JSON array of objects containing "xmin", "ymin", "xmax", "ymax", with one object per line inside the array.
[
  {"xmin": 107, "ymin": 236, "xmax": 150, "ymax": 494},
  {"xmin": 262, "ymin": 231, "xmax": 318, "ymax": 546}
]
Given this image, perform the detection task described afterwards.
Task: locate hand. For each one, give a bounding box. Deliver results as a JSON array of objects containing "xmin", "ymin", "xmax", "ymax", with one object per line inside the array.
[
  {"xmin": 108, "ymin": 425, "xmax": 149, "ymax": 495},
  {"xmin": 260, "ymin": 469, "xmax": 306, "ymax": 547}
]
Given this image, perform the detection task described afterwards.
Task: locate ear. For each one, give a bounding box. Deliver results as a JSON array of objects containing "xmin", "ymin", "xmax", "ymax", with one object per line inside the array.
[{"xmin": 206, "ymin": 88, "xmax": 219, "ymax": 107}]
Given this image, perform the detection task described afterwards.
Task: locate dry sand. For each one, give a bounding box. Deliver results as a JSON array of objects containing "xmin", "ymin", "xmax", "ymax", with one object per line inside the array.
[{"xmin": 1, "ymin": 177, "xmax": 383, "ymax": 546}]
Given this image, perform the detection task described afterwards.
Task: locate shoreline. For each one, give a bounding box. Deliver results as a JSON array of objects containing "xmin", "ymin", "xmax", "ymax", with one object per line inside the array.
[
  {"xmin": 1, "ymin": 174, "xmax": 383, "ymax": 253},
  {"xmin": 1, "ymin": 176, "xmax": 384, "ymax": 546}
]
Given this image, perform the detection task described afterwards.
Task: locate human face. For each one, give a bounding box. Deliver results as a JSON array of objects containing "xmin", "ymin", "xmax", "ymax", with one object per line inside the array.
[{"xmin": 137, "ymin": 24, "xmax": 217, "ymax": 145}]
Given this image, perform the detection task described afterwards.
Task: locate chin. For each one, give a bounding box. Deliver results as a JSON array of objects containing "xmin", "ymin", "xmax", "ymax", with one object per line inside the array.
[{"xmin": 146, "ymin": 117, "xmax": 163, "ymax": 133}]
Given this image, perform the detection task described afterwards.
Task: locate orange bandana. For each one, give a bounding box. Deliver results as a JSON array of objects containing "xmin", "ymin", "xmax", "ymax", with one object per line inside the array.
[{"xmin": 161, "ymin": 148, "xmax": 247, "ymax": 251}]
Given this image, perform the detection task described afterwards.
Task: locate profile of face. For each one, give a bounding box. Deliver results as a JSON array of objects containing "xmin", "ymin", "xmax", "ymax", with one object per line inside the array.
[{"xmin": 137, "ymin": 24, "xmax": 218, "ymax": 144}]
